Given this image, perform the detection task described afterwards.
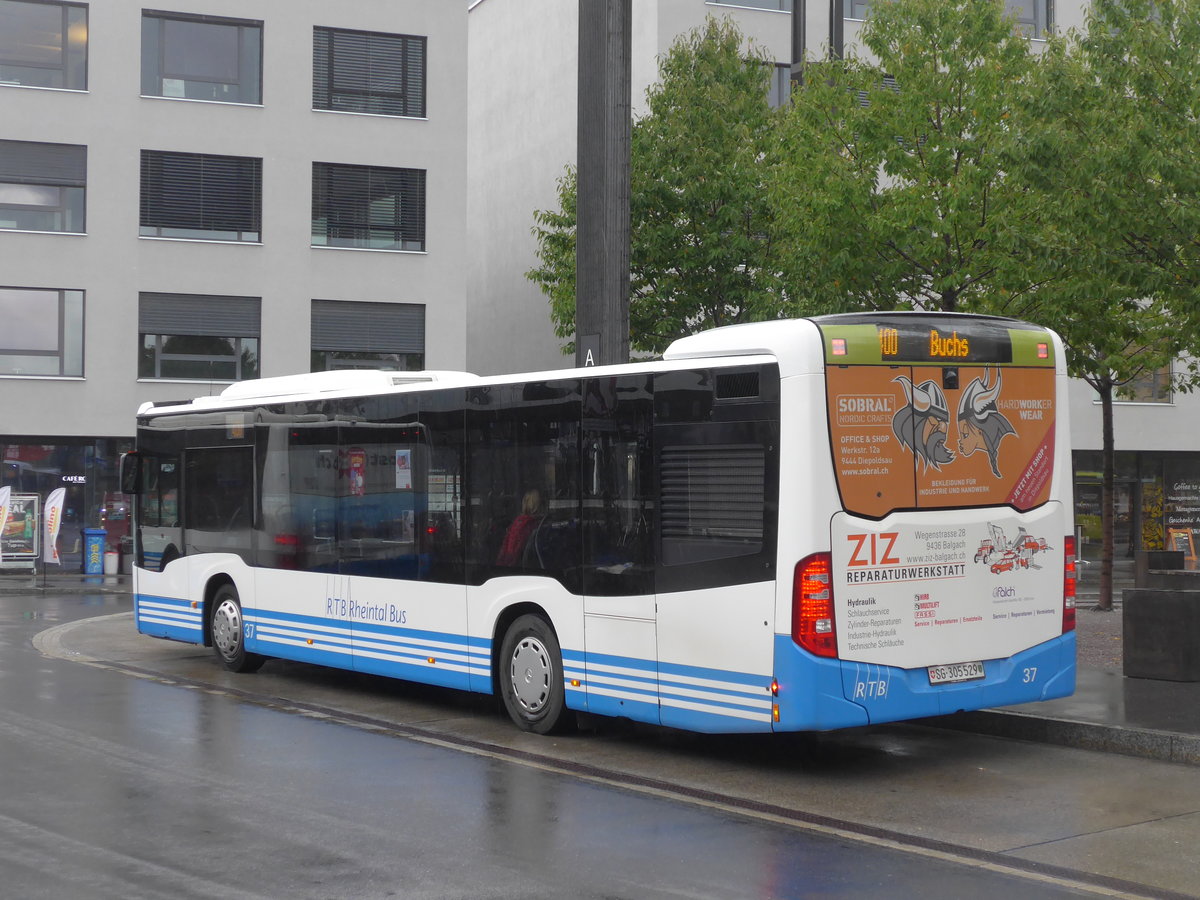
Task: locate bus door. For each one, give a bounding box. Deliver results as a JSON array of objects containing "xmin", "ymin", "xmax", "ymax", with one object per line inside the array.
[
  {"xmin": 339, "ymin": 401, "xmax": 470, "ymax": 690},
  {"xmin": 652, "ymin": 366, "xmax": 780, "ymax": 734},
  {"xmin": 182, "ymin": 445, "xmax": 255, "ymax": 564},
  {"xmin": 580, "ymin": 375, "xmax": 659, "ymax": 723},
  {"xmin": 133, "ymin": 453, "xmax": 181, "ymax": 571},
  {"xmin": 253, "ymin": 416, "xmax": 345, "ymax": 667}
]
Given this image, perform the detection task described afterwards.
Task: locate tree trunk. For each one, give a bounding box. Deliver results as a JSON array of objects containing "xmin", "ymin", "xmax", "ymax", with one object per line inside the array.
[{"xmin": 1097, "ymin": 378, "xmax": 1115, "ymax": 611}]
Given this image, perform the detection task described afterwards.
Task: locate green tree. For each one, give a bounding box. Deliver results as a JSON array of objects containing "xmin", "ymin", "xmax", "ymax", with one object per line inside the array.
[
  {"xmin": 1002, "ymin": 0, "xmax": 1200, "ymax": 608},
  {"xmin": 776, "ymin": 0, "xmax": 1200, "ymax": 610},
  {"xmin": 773, "ymin": 0, "xmax": 1037, "ymax": 315},
  {"xmin": 527, "ymin": 17, "xmax": 785, "ymax": 356}
]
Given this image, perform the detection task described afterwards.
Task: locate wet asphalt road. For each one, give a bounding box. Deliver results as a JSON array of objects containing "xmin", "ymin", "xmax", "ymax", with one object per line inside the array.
[{"xmin": 1, "ymin": 588, "xmax": 1194, "ymax": 899}]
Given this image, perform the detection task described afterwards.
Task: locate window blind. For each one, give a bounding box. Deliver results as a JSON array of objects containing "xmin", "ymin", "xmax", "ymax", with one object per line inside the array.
[
  {"xmin": 312, "ymin": 162, "xmax": 425, "ymax": 250},
  {"xmin": 140, "ymin": 150, "xmax": 261, "ymax": 235},
  {"xmin": 313, "ymin": 27, "xmax": 426, "ymax": 117},
  {"xmin": 311, "ymin": 299, "xmax": 424, "ymax": 354},
  {"xmin": 139, "ymin": 292, "xmax": 261, "ymax": 337},
  {"xmin": 0, "ymin": 140, "xmax": 86, "ymax": 186},
  {"xmin": 661, "ymin": 444, "xmax": 766, "ymax": 542}
]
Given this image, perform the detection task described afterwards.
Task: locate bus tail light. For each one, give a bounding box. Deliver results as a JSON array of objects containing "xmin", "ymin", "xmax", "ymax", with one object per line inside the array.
[
  {"xmin": 1063, "ymin": 535, "xmax": 1077, "ymax": 633},
  {"xmin": 793, "ymin": 553, "xmax": 837, "ymax": 658},
  {"xmin": 275, "ymin": 533, "xmax": 300, "ymax": 570}
]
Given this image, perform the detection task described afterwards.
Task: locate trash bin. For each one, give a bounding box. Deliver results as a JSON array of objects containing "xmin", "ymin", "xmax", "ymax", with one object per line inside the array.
[
  {"xmin": 82, "ymin": 528, "xmax": 106, "ymax": 575},
  {"xmin": 103, "ymin": 549, "xmax": 119, "ymax": 575}
]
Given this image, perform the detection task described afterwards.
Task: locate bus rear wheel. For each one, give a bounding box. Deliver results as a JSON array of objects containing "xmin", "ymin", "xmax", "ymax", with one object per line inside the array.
[
  {"xmin": 499, "ymin": 614, "xmax": 574, "ymax": 734},
  {"xmin": 210, "ymin": 584, "xmax": 265, "ymax": 674}
]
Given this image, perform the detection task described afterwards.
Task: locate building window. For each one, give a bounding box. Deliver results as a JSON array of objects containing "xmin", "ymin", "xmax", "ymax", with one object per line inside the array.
[
  {"xmin": 1009, "ymin": 0, "xmax": 1052, "ymax": 38},
  {"xmin": 767, "ymin": 63, "xmax": 790, "ymax": 108},
  {"xmin": 138, "ymin": 292, "xmax": 260, "ymax": 381},
  {"xmin": 1118, "ymin": 363, "xmax": 1173, "ymax": 404},
  {"xmin": 0, "ymin": 0, "xmax": 87, "ymax": 90},
  {"xmin": 708, "ymin": 0, "xmax": 792, "ymax": 10},
  {"xmin": 0, "ymin": 139, "xmax": 85, "ymax": 233},
  {"xmin": 844, "ymin": 1, "xmax": 1051, "ymax": 35},
  {"xmin": 313, "ymin": 26, "xmax": 426, "ymax": 118},
  {"xmin": 140, "ymin": 150, "xmax": 262, "ymax": 242},
  {"xmin": 141, "ymin": 10, "xmax": 261, "ymax": 104},
  {"xmin": 312, "ymin": 162, "xmax": 426, "ymax": 252},
  {"xmin": 0, "ymin": 285, "xmax": 83, "ymax": 376},
  {"xmin": 311, "ymin": 299, "xmax": 424, "ymax": 371}
]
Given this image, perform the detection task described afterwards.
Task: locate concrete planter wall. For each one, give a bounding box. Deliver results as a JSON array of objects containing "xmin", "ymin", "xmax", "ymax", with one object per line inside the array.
[{"xmin": 1123, "ymin": 588, "xmax": 1200, "ymax": 682}]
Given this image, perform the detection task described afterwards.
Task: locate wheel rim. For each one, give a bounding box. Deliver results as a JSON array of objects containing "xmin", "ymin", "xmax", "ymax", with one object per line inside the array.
[
  {"xmin": 212, "ymin": 596, "xmax": 242, "ymax": 660},
  {"xmin": 509, "ymin": 636, "xmax": 552, "ymax": 715}
]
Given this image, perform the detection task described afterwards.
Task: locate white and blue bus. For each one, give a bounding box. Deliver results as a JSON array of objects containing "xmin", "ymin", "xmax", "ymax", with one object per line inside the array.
[{"xmin": 121, "ymin": 313, "xmax": 1076, "ymax": 734}]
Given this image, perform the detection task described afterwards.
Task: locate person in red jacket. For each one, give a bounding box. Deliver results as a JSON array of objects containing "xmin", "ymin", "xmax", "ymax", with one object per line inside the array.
[{"xmin": 495, "ymin": 489, "xmax": 544, "ymax": 567}]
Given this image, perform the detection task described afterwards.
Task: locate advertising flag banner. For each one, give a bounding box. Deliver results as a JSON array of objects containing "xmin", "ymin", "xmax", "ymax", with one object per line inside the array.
[
  {"xmin": 43, "ymin": 487, "xmax": 66, "ymax": 565},
  {"xmin": 0, "ymin": 486, "xmax": 10, "ymax": 553}
]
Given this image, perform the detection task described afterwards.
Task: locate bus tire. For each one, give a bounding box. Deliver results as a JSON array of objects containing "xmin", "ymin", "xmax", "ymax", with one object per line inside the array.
[
  {"xmin": 210, "ymin": 584, "xmax": 265, "ymax": 674},
  {"xmin": 499, "ymin": 614, "xmax": 574, "ymax": 735}
]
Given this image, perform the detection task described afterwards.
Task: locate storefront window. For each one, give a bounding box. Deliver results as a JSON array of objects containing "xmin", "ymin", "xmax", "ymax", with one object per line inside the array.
[
  {"xmin": 1165, "ymin": 458, "xmax": 1200, "ymax": 569},
  {"xmin": 1074, "ymin": 452, "xmax": 1200, "ymax": 567},
  {"xmin": 0, "ymin": 437, "xmax": 133, "ymax": 569}
]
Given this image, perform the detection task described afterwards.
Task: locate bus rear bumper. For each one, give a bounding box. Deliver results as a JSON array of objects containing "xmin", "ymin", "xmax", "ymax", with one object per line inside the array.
[{"xmin": 771, "ymin": 632, "xmax": 1076, "ymax": 732}]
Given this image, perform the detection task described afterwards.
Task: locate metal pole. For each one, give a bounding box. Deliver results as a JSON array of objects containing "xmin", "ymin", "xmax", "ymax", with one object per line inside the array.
[
  {"xmin": 576, "ymin": 0, "xmax": 631, "ymax": 368},
  {"xmin": 791, "ymin": 0, "xmax": 806, "ymax": 89},
  {"xmin": 829, "ymin": 0, "xmax": 843, "ymax": 60}
]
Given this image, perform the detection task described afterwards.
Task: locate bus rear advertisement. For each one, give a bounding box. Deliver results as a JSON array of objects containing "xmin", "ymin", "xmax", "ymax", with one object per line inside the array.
[{"xmin": 121, "ymin": 313, "xmax": 1075, "ymax": 735}]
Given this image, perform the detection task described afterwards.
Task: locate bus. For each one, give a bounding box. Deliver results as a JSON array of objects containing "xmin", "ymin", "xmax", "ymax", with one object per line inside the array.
[{"xmin": 120, "ymin": 312, "xmax": 1076, "ymax": 735}]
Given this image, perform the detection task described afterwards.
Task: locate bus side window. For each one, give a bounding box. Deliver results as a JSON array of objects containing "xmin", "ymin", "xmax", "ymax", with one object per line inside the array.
[
  {"xmin": 581, "ymin": 374, "xmax": 654, "ymax": 597},
  {"xmin": 185, "ymin": 449, "xmax": 252, "ymax": 532},
  {"xmin": 141, "ymin": 456, "xmax": 179, "ymax": 527},
  {"xmin": 465, "ymin": 380, "xmax": 581, "ymax": 587}
]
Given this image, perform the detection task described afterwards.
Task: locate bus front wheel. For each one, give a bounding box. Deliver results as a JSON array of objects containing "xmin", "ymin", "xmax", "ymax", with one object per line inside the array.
[
  {"xmin": 210, "ymin": 584, "xmax": 265, "ymax": 674},
  {"xmin": 499, "ymin": 614, "xmax": 574, "ymax": 734}
]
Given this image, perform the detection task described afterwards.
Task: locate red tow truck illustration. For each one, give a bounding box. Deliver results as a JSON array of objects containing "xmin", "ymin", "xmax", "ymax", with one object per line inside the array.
[{"xmin": 975, "ymin": 524, "xmax": 1051, "ymax": 574}]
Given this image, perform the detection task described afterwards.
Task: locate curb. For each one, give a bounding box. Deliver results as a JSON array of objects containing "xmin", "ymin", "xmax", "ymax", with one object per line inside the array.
[{"xmin": 923, "ymin": 709, "xmax": 1200, "ymax": 767}]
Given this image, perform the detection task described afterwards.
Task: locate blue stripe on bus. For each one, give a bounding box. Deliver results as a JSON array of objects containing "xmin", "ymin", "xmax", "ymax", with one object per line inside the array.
[
  {"xmin": 770, "ymin": 632, "xmax": 1077, "ymax": 731},
  {"xmin": 562, "ymin": 647, "xmax": 774, "ymax": 731},
  {"xmin": 134, "ymin": 593, "xmax": 204, "ymax": 643},
  {"xmin": 245, "ymin": 609, "xmax": 490, "ymax": 690}
]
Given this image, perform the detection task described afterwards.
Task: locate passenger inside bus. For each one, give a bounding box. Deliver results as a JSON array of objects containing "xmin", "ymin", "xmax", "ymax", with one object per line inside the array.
[{"xmin": 495, "ymin": 488, "xmax": 544, "ymax": 567}]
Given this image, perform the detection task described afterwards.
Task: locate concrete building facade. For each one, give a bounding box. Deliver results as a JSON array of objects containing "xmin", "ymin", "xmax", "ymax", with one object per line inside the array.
[
  {"xmin": 1, "ymin": 0, "xmax": 1195, "ymax": 566},
  {"xmin": 1, "ymin": 0, "xmax": 466, "ymax": 563}
]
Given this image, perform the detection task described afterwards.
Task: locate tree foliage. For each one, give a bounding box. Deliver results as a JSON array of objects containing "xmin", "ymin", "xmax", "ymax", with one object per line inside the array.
[
  {"xmin": 774, "ymin": 0, "xmax": 1037, "ymax": 315},
  {"xmin": 1008, "ymin": 0, "xmax": 1200, "ymax": 386},
  {"xmin": 527, "ymin": 0, "xmax": 1200, "ymax": 609},
  {"xmin": 527, "ymin": 17, "xmax": 785, "ymax": 356},
  {"xmin": 773, "ymin": 0, "xmax": 1200, "ymax": 608},
  {"xmin": 999, "ymin": 0, "xmax": 1200, "ymax": 606}
]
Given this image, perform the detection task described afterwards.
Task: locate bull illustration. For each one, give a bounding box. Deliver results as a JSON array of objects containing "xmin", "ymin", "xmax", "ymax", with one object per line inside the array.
[
  {"xmin": 891, "ymin": 377, "xmax": 955, "ymax": 471},
  {"xmin": 956, "ymin": 368, "xmax": 1016, "ymax": 478}
]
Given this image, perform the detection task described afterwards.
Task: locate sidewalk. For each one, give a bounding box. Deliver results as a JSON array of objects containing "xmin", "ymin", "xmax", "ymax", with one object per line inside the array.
[
  {"xmin": 929, "ymin": 557, "xmax": 1200, "ymax": 765},
  {"xmin": 4, "ymin": 561, "xmax": 1199, "ymax": 765}
]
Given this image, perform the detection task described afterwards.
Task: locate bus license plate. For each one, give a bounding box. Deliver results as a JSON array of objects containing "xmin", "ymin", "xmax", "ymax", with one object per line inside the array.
[{"xmin": 928, "ymin": 661, "xmax": 985, "ymax": 685}]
